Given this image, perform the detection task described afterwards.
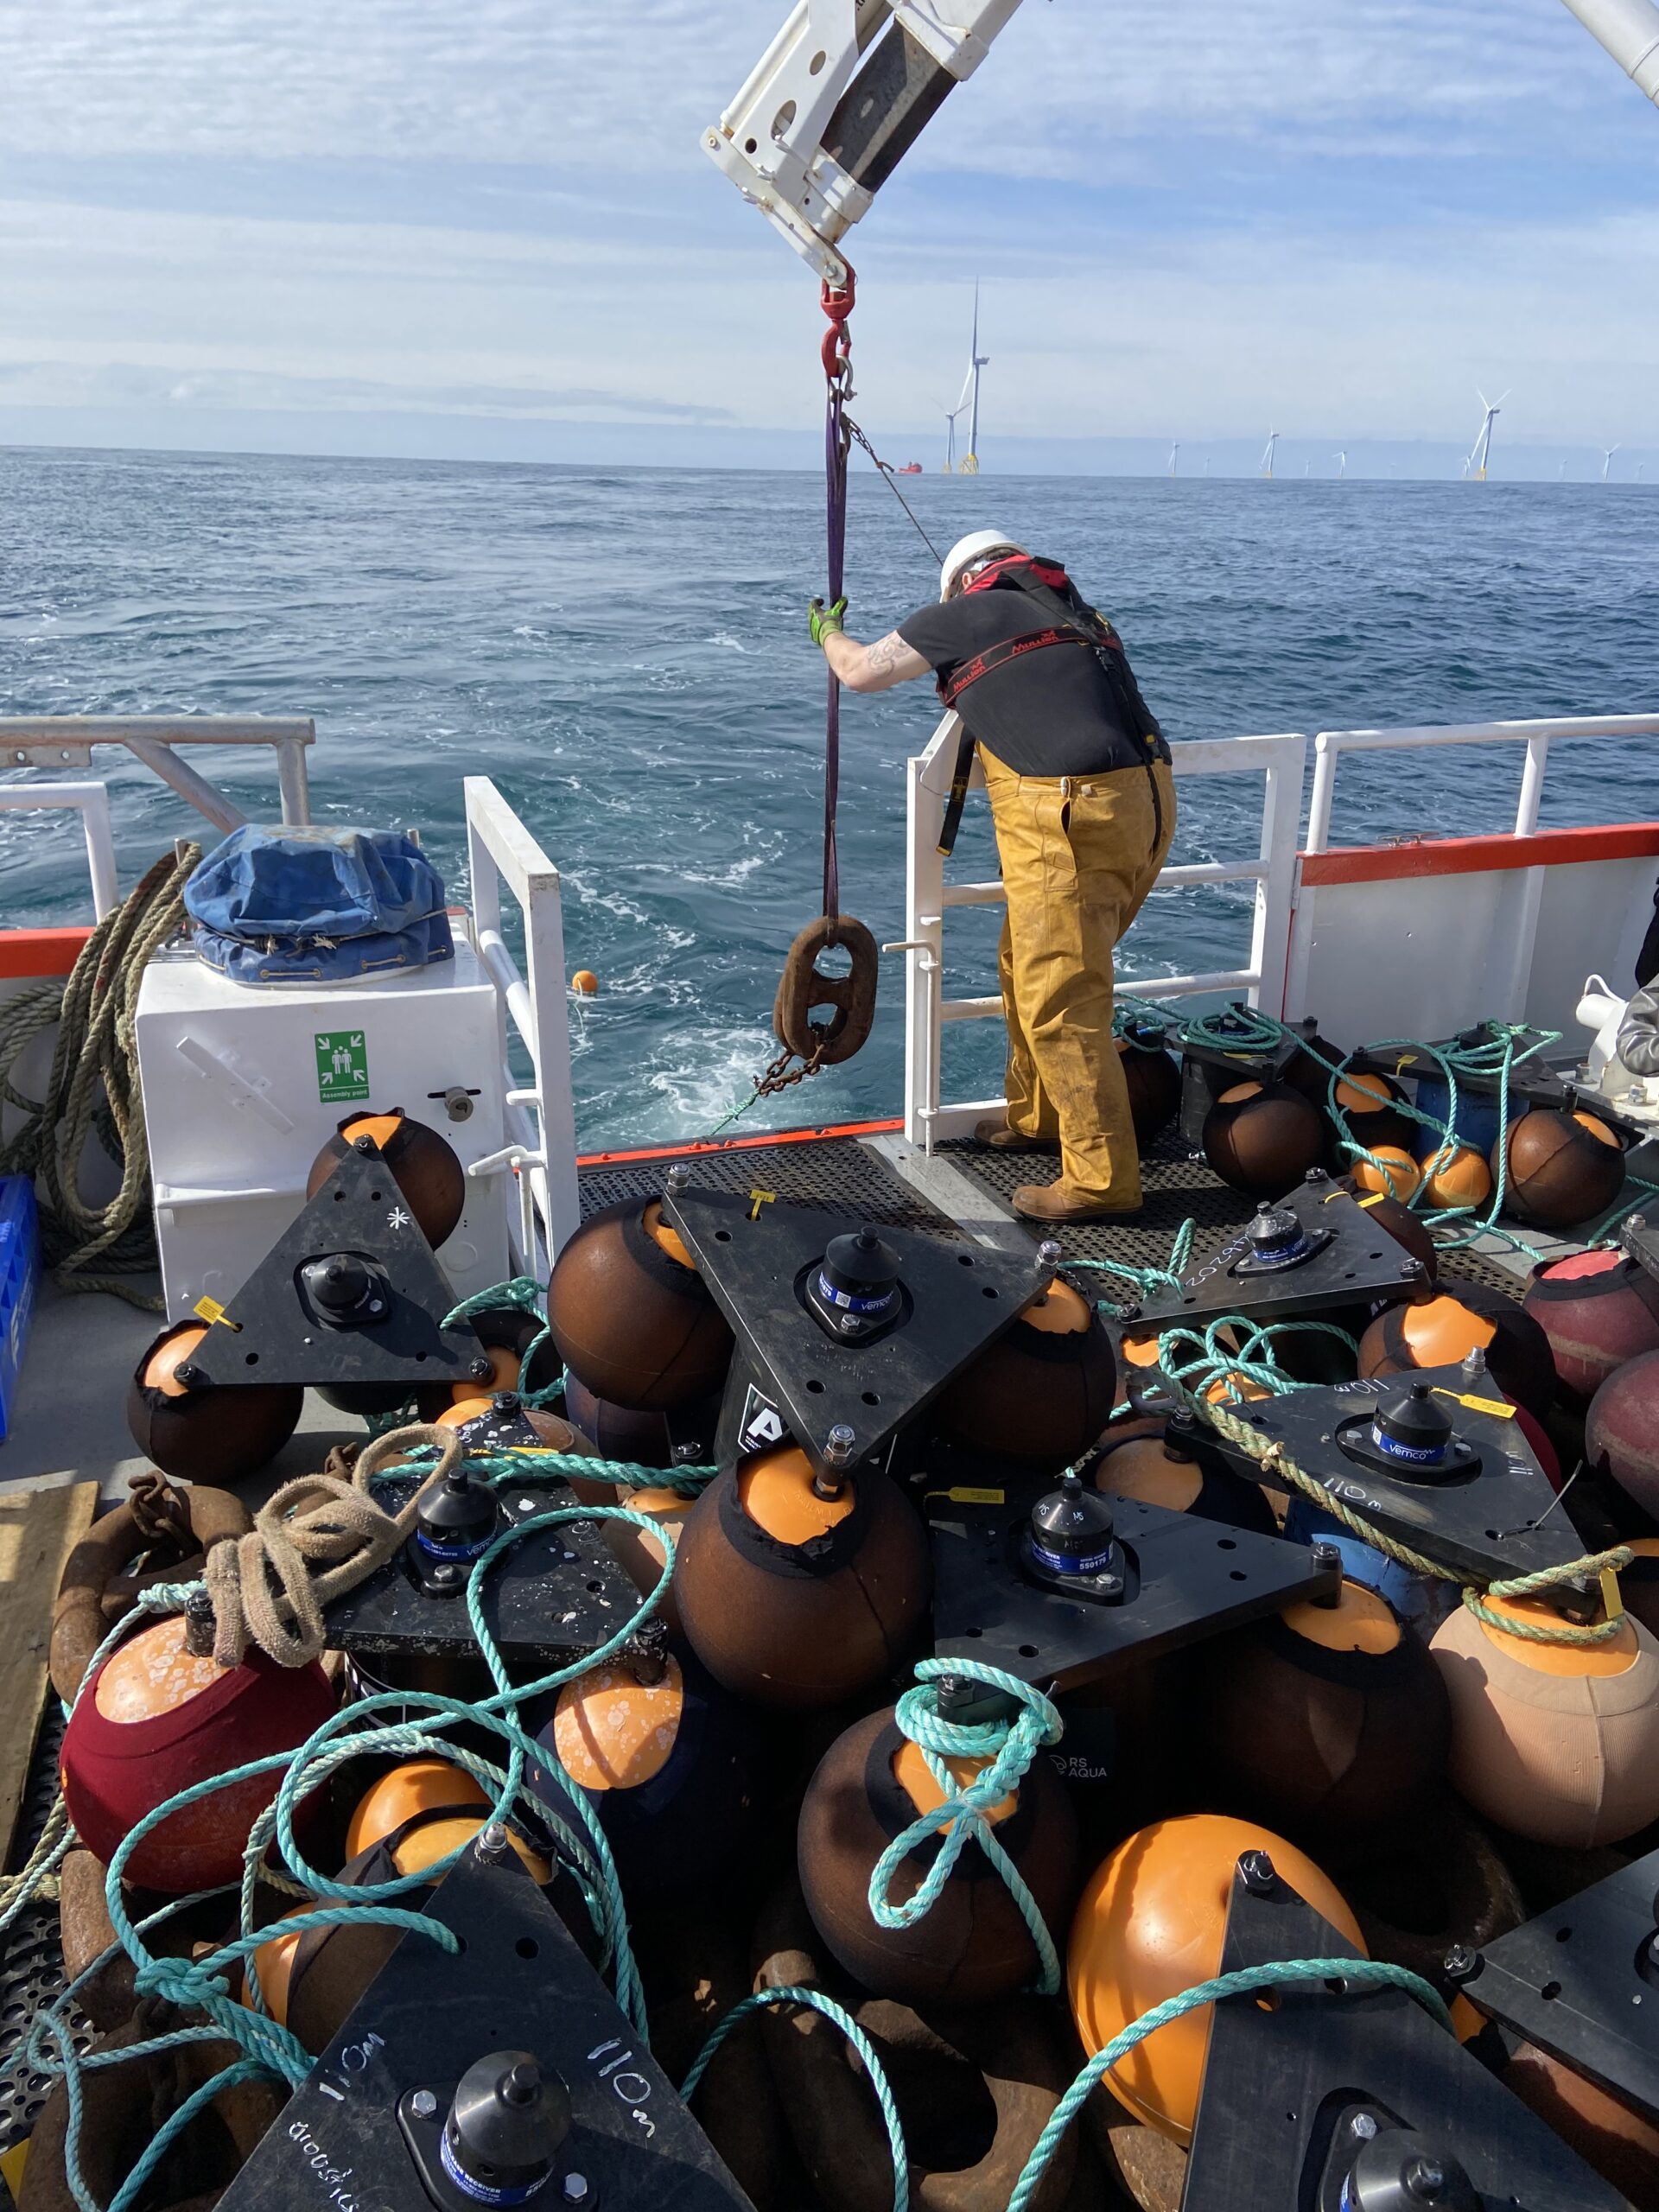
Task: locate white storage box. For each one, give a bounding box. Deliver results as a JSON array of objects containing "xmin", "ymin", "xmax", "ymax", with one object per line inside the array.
[{"xmin": 136, "ymin": 937, "xmax": 511, "ymax": 1320}]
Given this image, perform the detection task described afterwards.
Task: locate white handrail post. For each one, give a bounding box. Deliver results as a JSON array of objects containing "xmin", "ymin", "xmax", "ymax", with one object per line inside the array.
[
  {"xmin": 1515, "ymin": 734, "xmax": 1550, "ymax": 837},
  {"xmin": 1305, "ymin": 734, "xmax": 1338, "ymax": 855},
  {"xmin": 0, "ymin": 780, "xmax": 119, "ymax": 919},
  {"xmin": 1249, "ymin": 737, "xmax": 1306, "ymax": 1014},
  {"xmin": 276, "ymin": 734, "xmax": 313, "ymax": 826},
  {"xmin": 904, "ymin": 751, "xmax": 948, "ymax": 1148}
]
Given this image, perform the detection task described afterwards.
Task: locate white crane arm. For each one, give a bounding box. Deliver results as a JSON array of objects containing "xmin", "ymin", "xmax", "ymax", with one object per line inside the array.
[
  {"xmin": 1560, "ymin": 0, "xmax": 1659, "ymax": 103},
  {"xmin": 703, "ymin": 1, "xmax": 1027, "ymax": 285}
]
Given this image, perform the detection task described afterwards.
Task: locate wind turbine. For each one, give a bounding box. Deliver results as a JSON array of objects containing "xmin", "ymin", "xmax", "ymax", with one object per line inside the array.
[
  {"xmin": 1302, "ymin": 459, "xmax": 1311, "ymax": 477},
  {"xmin": 1638, "ymin": 461, "xmax": 1648, "ymax": 482},
  {"xmin": 1601, "ymin": 444, "xmax": 1620, "ymax": 482},
  {"xmin": 1203, "ymin": 455, "xmax": 1211, "ymax": 477},
  {"xmin": 1260, "ymin": 429, "xmax": 1280, "ymax": 480},
  {"xmin": 1167, "ymin": 441, "xmax": 1179, "ymax": 477},
  {"xmin": 941, "ymin": 395, "xmax": 967, "ymax": 474},
  {"xmin": 957, "ymin": 284, "xmax": 989, "ymax": 474},
  {"xmin": 1468, "ymin": 388, "xmax": 1509, "ymax": 481},
  {"xmin": 1335, "ymin": 451, "xmax": 1347, "ymax": 479}
]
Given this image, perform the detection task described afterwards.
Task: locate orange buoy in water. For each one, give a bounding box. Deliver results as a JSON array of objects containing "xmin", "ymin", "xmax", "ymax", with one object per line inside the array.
[
  {"xmin": 1332, "ymin": 1071, "xmax": 1417, "ymax": 1158},
  {"xmin": 1195, "ymin": 1580, "xmax": 1450, "ymax": 1849},
  {"xmin": 125, "ymin": 1319, "xmax": 304, "ymax": 1485},
  {"xmin": 797, "ymin": 1705, "xmax": 1079, "ymax": 2007},
  {"xmin": 1429, "ymin": 1596, "xmax": 1659, "ymax": 1847},
  {"xmin": 675, "ymin": 1447, "xmax": 929, "ymax": 1710},
  {"xmin": 1494, "ymin": 1109, "xmax": 1625, "ymax": 1232},
  {"xmin": 1350, "ymin": 1147, "xmax": 1421, "ymax": 1205},
  {"xmin": 1586, "ymin": 1347, "xmax": 1659, "ymax": 1518},
  {"xmin": 1067, "ymin": 1814, "xmax": 1363, "ymax": 2145},
  {"xmin": 546, "ymin": 1198, "xmax": 733, "ymax": 1411},
  {"xmin": 60, "ymin": 1616, "xmax": 335, "ymax": 1892},
  {"xmin": 931, "ymin": 1278, "xmax": 1116, "ymax": 1471},
  {"xmin": 571, "ymin": 970, "xmax": 599, "ymax": 995},
  {"xmin": 1357, "ymin": 1283, "xmax": 1555, "ymax": 1421},
  {"xmin": 1421, "ymin": 1144, "xmax": 1493, "ymax": 1213},
  {"xmin": 1201, "ymin": 1082, "xmax": 1325, "ymax": 1199},
  {"xmin": 305, "ymin": 1109, "xmax": 466, "ymax": 1248},
  {"xmin": 1522, "ymin": 1251, "xmax": 1659, "ymax": 1407}
]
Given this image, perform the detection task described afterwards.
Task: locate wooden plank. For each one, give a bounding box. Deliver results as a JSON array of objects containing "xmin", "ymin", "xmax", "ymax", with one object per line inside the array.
[{"xmin": 0, "ymin": 1481, "xmax": 98, "ymax": 1870}]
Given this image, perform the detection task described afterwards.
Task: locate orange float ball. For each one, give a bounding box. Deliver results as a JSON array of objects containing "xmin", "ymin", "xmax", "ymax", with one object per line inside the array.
[
  {"xmin": 1357, "ymin": 1284, "xmax": 1556, "ymax": 1421},
  {"xmin": 546, "ymin": 1198, "xmax": 733, "ymax": 1412},
  {"xmin": 1201, "ymin": 1081, "xmax": 1325, "ymax": 1200},
  {"xmin": 60, "ymin": 1616, "xmax": 335, "ymax": 1893},
  {"xmin": 931, "ymin": 1278, "xmax": 1116, "ymax": 1471},
  {"xmin": 1094, "ymin": 1429, "xmax": 1277, "ymax": 1534},
  {"xmin": 675, "ymin": 1448, "xmax": 929, "ymax": 1710},
  {"xmin": 1067, "ymin": 1815, "xmax": 1363, "ymax": 2145},
  {"xmin": 1421, "ymin": 1144, "xmax": 1493, "ymax": 1213},
  {"xmin": 797, "ymin": 1705, "xmax": 1080, "ymax": 2007},
  {"xmin": 1332, "ymin": 1071, "xmax": 1417, "ymax": 1157},
  {"xmin": 305, "ymin": 1108, "xmax": 466, "ymax": 1248},
  {"xmin": 1494, "ymin": 1109, "xmax": 1625, "ymax": 1232},
  {"xmin": 1350, "ymin": 1147, "xmax": 1421, "ymax": 1205},
  {"xmin": 125, "ymin": 1319, "xmax": 304, "ymax": 1485},
  {"xmin": 571, "ymin": 970, "xmax": 599, "ymax": 995},
  {"xmin": 1195, "ymin": 1580, "xmax": 1450, "ymax": 1847},
  {"xmin": 1429, "ymin": 1596, "xmax": 1659, "ymax": 1847},
  {"xmin": 346, "ymin": 1758, "xmax": 550, "ymax": 1882}
]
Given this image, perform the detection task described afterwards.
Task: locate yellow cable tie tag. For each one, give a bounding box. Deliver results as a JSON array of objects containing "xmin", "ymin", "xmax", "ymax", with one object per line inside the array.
[
  {"xmin": 747, "ymin": 1188, "xmax": 777, "ymax": 1222},
  {"xmin": 1431, "ymin": 1387, "xmax": 1513, "ymax": 1420},
  {"xmin": 192, "ymin": 1295, "xmax": 240, "ymax": 1330},
  {"xmin": 923, "ymin": 1486, "xmax": 1006, "ymax": 1508},
  {"xmin": 1600, "ymin": 1566, "xmax": 1624, "ymax": 1624}
]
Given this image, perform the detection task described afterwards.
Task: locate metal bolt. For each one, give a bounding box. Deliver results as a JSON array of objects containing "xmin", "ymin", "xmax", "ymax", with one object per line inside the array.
[
  {"xmin": 1350, "ymin": 2112, "xmax": 1378, "ymax": 2142},
  {"xmin": 838, "ymin": 1313, "xmax": 861, "ymax": 1334},
  {"xmin": 1096, "ymin": 1573, "xmax": 1123, "ymax": 1597},
  {"xmin": 353, "ymin": 1134, "xmax": 377, "ymax": 1154},
  {"xmin": 665, "ymin": 1162, "xmax": 691, "ymax": 1196},
  {"xmin": 1407, "ymin": 2157, "xmax": 1446, "ymax": 2200},
  {"xmin": 1310, "ymin": 1541, "xmax": 1344, "ymax": 1605},
  {"xmin": 1627, "ymin": 1215, "xmax": 1647, "ymax": 1237},
  {"xmin": 516, "ymin": 1497, "xmax": 539, "ymax": 1516},
  {"xmin": 1400, "ymin": 1257, "xmax": 1424, "ymax": 1279},
  {"xmin": 1037, "ymin": 1239, "xmax": 1063, "ymax": 1267},
  {"xmin": 431, "ymin": 1563, "xmax": 461, "ymax": 1587},
  {"xmin": 1442, "ymin": 1943, "xmax": 1480, "ymax": 1983},
  {"xmin": 474, "ymin": 1823, "xmax": 509, "ymax": 1863},
  {"xmin": 824, "ymin": 1424, "xmax": 856, "ymax": 1466},
  {"xmin": 1461, "ymin": 1344, "xmax": 1491, "ymax": 1381},
  {"xmin": 1238, "ymin": 1850, "xmax": 1276, "ymax": 1895},
  {"xmin": 174, "ymin": 1362, "xmax": 202, "ymax": 1389},
  {"xmin": 410, "ymin": 2089, "xmax": 438, "ymax": 2120},
  {"xmin": 469, "ymin": 1357, "xmax": 493, "ymax": 1382},
  {"xmin": 561, "ymin": 2177, "xmax": 593, "ymax": 2207},
  {"xmin": 368, "ymin": 1299, "xmax": 385, "ymax": 1315},
  {"xmin": 672, "ymin": 1442, "xmax": 702, "ymax": 1464}
]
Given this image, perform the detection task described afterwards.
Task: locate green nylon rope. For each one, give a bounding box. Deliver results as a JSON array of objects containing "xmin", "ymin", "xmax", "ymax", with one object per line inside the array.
[
  {"xmin": 868, "ymin": 1661, "xmax": 1065, "ymax": 1996},
  {"xmin": 1004, "ymin": 1955, "xmax": 1453, "ymax": 2212}
]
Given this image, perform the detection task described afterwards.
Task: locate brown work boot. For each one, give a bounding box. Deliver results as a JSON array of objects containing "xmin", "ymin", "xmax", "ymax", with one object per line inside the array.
[
  {"xmin": 1011, "ymin": 1180, "xmax": 1144, "ymax": 1224},
  {"xmin": 973, "ymin": 1116, "xmax": 1052, "ymax": 1152}
]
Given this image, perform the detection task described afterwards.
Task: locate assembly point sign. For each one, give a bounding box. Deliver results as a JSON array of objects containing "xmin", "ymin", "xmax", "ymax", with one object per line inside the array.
[{"xmin": 315, "ymin": 1030, "xmax": 370, "ymax": 1104}]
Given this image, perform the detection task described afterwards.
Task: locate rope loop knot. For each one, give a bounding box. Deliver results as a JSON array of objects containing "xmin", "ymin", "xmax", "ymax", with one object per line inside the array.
[{"xmin": 868, "ymin": 1659, "xmax": 1065, "ymax": 1994}]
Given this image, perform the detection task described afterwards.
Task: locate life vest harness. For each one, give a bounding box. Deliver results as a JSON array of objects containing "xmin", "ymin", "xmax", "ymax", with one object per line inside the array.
[{"xmin": 937, "ymin": 554, "xmax": 1168, "ymax": 857}]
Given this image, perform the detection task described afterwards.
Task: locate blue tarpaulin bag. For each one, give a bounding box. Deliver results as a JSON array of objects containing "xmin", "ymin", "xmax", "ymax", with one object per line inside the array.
[{"xmin": 184, "ymin": 826, "xmax": 454, "ymax": 986}]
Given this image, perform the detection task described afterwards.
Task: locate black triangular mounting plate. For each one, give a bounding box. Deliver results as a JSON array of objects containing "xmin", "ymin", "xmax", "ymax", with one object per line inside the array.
[
  {"xmin": 1198, "ymin": 1363, "xmax": 1591, "ymax": 1597},
  {"xmin": 1131, "ymin": 1171, "xmax": 1423, "ymax": 1330},
  {"xmin": 1460, "ymin": 1846, "xmax": 1659, "ymax": 2123},
  {"xmin": 215, "ymin": 1846, "xmax": 750, "ymax": 2212},
  {"xmin": 188, "ymin": 1142, "xmax": 485, "ymax": 1391},
  {"xmin": 664, "ymin": 1188, "xmax": 1050, "ymax": 1481},
  {"xmin": 1183, "ymin": 1859, "xmax": 1632, "ymax": 2212},
  {"xmin": 927, "ymin": 1482, "xmax": 1339, "ymax": 1693}
]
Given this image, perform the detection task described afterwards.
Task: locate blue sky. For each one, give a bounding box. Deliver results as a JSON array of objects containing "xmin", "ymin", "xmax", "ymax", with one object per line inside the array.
[{"xmin": 1, "ymin": 0, "xmax": 1656, "ymax": 473}]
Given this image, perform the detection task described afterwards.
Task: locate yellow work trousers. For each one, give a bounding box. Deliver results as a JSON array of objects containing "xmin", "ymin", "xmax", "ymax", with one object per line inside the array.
[{"xmin": 982, "ymin": 750, "xmax": 1178, "ymax": 1207}]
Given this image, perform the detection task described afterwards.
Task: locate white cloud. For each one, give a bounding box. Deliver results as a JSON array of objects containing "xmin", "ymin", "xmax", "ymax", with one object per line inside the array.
[{"xmin": 0, "ymin": 0, "xmax": 1626, "ymax": 168}]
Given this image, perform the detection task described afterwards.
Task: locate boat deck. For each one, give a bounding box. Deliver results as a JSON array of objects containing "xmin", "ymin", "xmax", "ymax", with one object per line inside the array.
[{"xmin": 0, "ymin": 1123, "xmax": 1565, "ymax": 1510}]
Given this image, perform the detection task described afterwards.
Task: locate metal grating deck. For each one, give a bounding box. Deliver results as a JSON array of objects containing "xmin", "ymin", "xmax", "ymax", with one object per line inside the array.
[
  {"xmin": 578, "ymin": 1135, "xmax": 963, "ymax": 1236},
  {"xmin": 0, "ymin": 1706, "xmax": 91, "ymax": 2158}
]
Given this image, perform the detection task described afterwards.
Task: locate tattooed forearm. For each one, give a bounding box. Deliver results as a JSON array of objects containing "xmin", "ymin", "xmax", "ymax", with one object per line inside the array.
[{"xmin": 866, "ymin": 630, "xmax": 908, "ymax": 674}]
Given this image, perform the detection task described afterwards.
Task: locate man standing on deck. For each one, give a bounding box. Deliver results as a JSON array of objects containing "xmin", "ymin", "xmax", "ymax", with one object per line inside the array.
[{"xmin": 810, "ymin": 530, "xmax": 1175, "ymax": 1225}]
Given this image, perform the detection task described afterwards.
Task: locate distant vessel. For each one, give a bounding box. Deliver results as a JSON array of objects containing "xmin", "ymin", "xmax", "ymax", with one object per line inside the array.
[{"xmin": 896, "ymin": 461, "xmax": 922, "ymax": 474}]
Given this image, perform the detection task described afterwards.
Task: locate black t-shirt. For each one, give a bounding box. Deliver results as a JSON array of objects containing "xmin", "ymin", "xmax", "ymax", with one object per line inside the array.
[{"xmin": 897, "ymin": 590, "xmax": 1155, "ymax": 779}]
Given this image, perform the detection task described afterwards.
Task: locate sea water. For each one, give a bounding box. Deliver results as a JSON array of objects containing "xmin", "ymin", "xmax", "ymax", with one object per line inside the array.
[{"xmin": 2, "ymin": 445, "xmax": 1655, "ymax": 1148}]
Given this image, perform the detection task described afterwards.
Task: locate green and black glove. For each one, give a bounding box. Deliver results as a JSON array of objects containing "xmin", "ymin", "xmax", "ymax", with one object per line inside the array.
[{"xmin": 809, "ymin": 594, "xmax": 848, "ymax": 648}]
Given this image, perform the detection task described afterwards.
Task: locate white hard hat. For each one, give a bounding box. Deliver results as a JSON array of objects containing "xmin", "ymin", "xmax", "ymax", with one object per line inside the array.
[{"xmin": 940, "ymin": 529, "xmax": 1027, "ymax": 601}]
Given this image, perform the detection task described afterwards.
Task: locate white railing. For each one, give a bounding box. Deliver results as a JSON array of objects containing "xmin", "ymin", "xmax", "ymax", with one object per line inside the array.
[
  {"xmin": 463, "ymin": 776, "xmax": 581, "ymax": 1270},
  {"xmin": 0, "ymin": 715, "xmax": 313, "ymax": 831},
  {"xmin": 1304, "ymin": 713, "xmax": 1659, "ymax": 855},
  {"xmin": 0, "ymin": 780, "xmax": 118, "ymax": 919},
  {"xmin": 897, "ymin": 711, "xmax": 1306, "ymax": 1148}
]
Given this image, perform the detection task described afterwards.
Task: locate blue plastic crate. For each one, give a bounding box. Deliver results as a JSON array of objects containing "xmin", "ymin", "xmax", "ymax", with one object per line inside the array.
[{"xmin": 0, "ymin": 1175, "xmax": 41, "ymax": 1442}]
